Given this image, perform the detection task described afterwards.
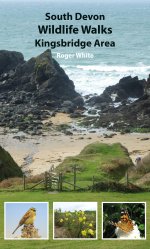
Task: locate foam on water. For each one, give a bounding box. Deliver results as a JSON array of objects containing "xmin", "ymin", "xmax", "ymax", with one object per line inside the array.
[{"xmin": 63, "ymin": 63, "xmax": 150, "ymax": 95}]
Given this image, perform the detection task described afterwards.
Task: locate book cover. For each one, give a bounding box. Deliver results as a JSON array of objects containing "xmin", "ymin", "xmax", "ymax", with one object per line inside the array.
[{"xmin": 0, "ymin": 0, "xmax": 149, "ymax": 247}]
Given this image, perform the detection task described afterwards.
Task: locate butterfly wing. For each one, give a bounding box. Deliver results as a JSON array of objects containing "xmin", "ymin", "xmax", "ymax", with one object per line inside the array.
[
  {"xmin": 110, "ymin": 211, "xmax": 134, "ymax": 233},
  {"xmin": 117, "ymin": 220, "xmax": 134, "ymax": 233}
]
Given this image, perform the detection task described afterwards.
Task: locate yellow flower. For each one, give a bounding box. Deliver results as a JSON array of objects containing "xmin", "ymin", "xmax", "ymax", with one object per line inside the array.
[
  {"xmin": 88, "ymin": 229, "xmax": 94, "ymax": 236},
  {"xmin": 81, "ymin": 230, "xmax": 87, "ymax": 237},
  {"xmin": 79, "ymin": 217, "xmax": 83, "ymax": 222},
  {"xmin": 60, "ymin": 218, "xmax": 64, "ymax": 223},
  {"xmin": 83, "ymin": 216, "xmax": 86, "ymax": 220},
  {"xmin": 65, "ymin": 217, "xmax": 68, "ymax": 221},
  {"xmin": 65, "ymin": 212, "xmax": 72, "ymax": 217},
  {"xmin": 89, "ymin": 223, "xmax": 93, "ymax": 227}
]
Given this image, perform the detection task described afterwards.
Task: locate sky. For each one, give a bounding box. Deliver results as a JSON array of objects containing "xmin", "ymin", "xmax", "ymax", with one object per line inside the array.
[
  {"xmin": 0, "ymin": 0, "xmax": 149, "ymax": 2},
  {"xmin": 54, "ymin": 202, "xmax": 97, "ymax": 212},
  {"xmin": 5, "ymin": 202, "xmax": 49, "ymax": 239}
]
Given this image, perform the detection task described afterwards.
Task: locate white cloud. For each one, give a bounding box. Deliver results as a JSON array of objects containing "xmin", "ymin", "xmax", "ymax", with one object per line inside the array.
[{"xmin": 54, "ymin": 202, "xmax": 97, "ymax": 212}]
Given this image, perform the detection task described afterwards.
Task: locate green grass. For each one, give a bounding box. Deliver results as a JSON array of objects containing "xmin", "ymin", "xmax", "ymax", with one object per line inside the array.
[
  {"xmin": 0, "ymin": 191, "xmax": 149, "ymax": 249},
  {"xmin": 0, "ymin": 146, "xmax": 22, "ymax": 181},
  {"xmin": 57, "ymin": 143, "xmax": 133, "ymax": 189}
]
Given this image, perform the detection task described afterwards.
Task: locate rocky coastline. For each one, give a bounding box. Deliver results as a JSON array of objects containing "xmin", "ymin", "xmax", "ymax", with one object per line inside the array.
[
  {"xmin": 0, "ymin": 49, "xmax": 150, "ymax": 183},
  {"xmin": 83, "ymin": 75, "xmax": 150, "ymax": 132},
  {"xmin": 0, "ymin": 49, "xmax": 84, "ymax": 135},
  {"xmin": 0, "ymin": 49, "xmax": 150, "ymax": 135}
]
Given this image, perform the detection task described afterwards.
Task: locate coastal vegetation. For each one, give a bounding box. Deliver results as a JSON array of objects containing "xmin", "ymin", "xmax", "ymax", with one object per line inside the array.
[
  {"xmin": 54, "ymin": 209, "xmax": 96, "ymax": 238},
  {"xmin": 0, "ymin": 146, "xmax": 22, "ymax": 181},
  {"xmin": 56, "ymin": 142, "xmax": 133, "ymax": 190},
  {"xmin": 0, "ymin": 142, "xmax": 150, "ymax": 191}
]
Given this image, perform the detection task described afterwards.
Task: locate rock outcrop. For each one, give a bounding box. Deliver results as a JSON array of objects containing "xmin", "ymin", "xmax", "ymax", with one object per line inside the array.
[
  {"xmin": 87, "ymin": 76, "xmax": 146, "ymax": 107},
  {"xmin": 0, "ymin": 50, "xmax": 24, "ymax": 74},
  {"xmin": 0, "ymin": 49, "xmax": 84, "ymax": 134},
  {"xmin": 0, "ymin": 146, "xmax": 22, "ymax": 181},
  {"xmin": 145, "ymin": 74, "xmax": 150, "ymax": 96},
  {"xmin": 84, "ymin": 76, "xmax": 150, "ymax": 132}
]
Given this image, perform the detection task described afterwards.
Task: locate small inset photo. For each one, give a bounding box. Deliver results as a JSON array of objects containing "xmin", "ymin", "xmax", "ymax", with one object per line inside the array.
[
  {"xmin": 102, "ymin": 202, "xmax": 146, "ymax": 240},
  {"xmin": 53, "ymin": 202, "xmax": 97, "ymax": 240},
  {"xmin": 4, "ymin": 202, "xmax": 49, "ymax": 240}
]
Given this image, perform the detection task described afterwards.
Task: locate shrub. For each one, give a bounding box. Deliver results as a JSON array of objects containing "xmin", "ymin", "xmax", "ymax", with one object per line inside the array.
[{"xmin": 54, "ymin": 209, "xmax": 96, "ymax": 238}]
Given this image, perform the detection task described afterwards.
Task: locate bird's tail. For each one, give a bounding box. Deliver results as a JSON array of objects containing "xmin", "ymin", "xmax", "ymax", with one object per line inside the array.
[{"xmin": 12, "ymin": 225, "xmax": 20, "ymax": 234}]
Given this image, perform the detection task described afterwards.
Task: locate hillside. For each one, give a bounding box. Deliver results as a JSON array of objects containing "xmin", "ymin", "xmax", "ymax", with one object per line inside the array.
[
  {"xmin": 0, "ymin": 146, "xmax": 22, "ymax": 181},
  {"xmin": 56, "ymin": 142, "xmax": 134, "ymax": 189}
]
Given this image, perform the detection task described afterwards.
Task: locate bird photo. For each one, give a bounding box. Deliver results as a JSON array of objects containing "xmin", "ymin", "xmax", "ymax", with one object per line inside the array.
[
  {"xmin": 5, "ymin": 202, "xmax": 49, "ymax": 240},
  {"xmin": 12, "ymin": 207, "xmax": 36, "ymax": 235}
]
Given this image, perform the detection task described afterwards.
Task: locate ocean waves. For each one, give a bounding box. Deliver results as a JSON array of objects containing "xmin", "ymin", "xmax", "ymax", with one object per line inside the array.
[{"xmin": 63, "ymin": 63, "xmax": 150, "ymax": 95}]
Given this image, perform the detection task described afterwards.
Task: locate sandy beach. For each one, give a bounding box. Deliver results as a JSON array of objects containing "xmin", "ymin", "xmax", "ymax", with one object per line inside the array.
[{"xmin": 0, "ymin": 113, "xmax": 149, "ymax": 176}]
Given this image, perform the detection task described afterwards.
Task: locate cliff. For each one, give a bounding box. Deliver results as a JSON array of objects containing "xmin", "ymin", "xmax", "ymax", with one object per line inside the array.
[{"xmin": 0, "ymin": 50, "xmax": 83, "ymax": 134}]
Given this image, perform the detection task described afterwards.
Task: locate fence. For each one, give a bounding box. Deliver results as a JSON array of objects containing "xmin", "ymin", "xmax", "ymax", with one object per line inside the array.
[
  {"xmin": 23, "ymin": 165, "xmax": 84, "ymax": 191},
  {"xmin": 22, "ymin": 166, "xmax": 129, "ymax": 191},
  {"xmin": 23, "ymin": 171, "xmax": 59, "ymax": 191}
]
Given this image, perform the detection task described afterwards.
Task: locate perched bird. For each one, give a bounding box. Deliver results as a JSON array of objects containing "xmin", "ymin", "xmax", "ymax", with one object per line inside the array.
[{"xmin": 12, "ymin": 207, "xmax": 36, "ymax": 234}]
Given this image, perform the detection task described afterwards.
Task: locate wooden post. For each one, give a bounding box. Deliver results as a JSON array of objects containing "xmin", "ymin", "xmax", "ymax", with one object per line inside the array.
[
  {"xmin": 23, "ymin": 174, "xmax": 26, "ymax": 190},
  {"xmin": 73, "ymin": 166, "xmax": 76, "ymax": 191},
  {"xmin": 59, "ymin": 173, "xmax": 63, "ymax": 191},
  {"xmin": 48, "ymin": 173, "xmax": 52, "ymax": 191},
  {"xmin": 57, "ymin": 176, "xmax": 60, "ymax": 191},
  {"xmin": 50, "ymin": 165, "xmax": 54, "ymax": 172},
  {"xmin": 45, "ymin": 172, "xmax": 48, "ymax": 190}
]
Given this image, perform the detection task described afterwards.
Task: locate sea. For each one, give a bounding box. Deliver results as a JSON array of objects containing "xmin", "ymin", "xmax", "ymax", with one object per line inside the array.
[{"xmin": 0, "ymin": 0, "xmax": 150, "ymax": 96}]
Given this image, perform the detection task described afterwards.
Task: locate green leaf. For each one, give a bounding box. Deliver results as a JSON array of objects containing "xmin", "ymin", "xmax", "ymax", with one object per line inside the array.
[{"xmin": 138, "ymin": 224, "xmax": 145, "ymax": 230}]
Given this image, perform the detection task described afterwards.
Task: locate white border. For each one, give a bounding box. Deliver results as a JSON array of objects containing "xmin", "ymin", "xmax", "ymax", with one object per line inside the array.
[
  {"xmin": 102, "ymin": 202, "xmax": 146, "ymax": 240},
  {"xmin": 53, "ymin": 202, "xmax": 98, "ymax": 240},
  {"xmin": 4, "ymin": 202, "xmax": 49, "ymax": 240}
]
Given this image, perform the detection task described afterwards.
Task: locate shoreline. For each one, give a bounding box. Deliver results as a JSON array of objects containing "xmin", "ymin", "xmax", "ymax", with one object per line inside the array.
[{"xmin": 0, "ymin": 113, "xmax": 150, "ymax": 176}]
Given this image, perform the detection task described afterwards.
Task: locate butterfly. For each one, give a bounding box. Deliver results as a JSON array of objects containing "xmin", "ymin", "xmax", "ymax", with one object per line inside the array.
[{"xmin": 109, "ymin": 209, "xmax": 134, "ymax": 233}]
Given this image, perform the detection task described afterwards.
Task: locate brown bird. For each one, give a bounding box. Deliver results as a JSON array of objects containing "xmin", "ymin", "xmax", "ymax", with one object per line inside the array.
[{"xmin": 12, "ymin": 207, "xmax": 36, "ymax": 234}]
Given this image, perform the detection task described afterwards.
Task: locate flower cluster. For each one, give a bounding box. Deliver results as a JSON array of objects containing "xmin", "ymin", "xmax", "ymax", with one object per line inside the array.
[{"xmin": 55, "ymin": 209, "xmax": 96, "ymax": 238}]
